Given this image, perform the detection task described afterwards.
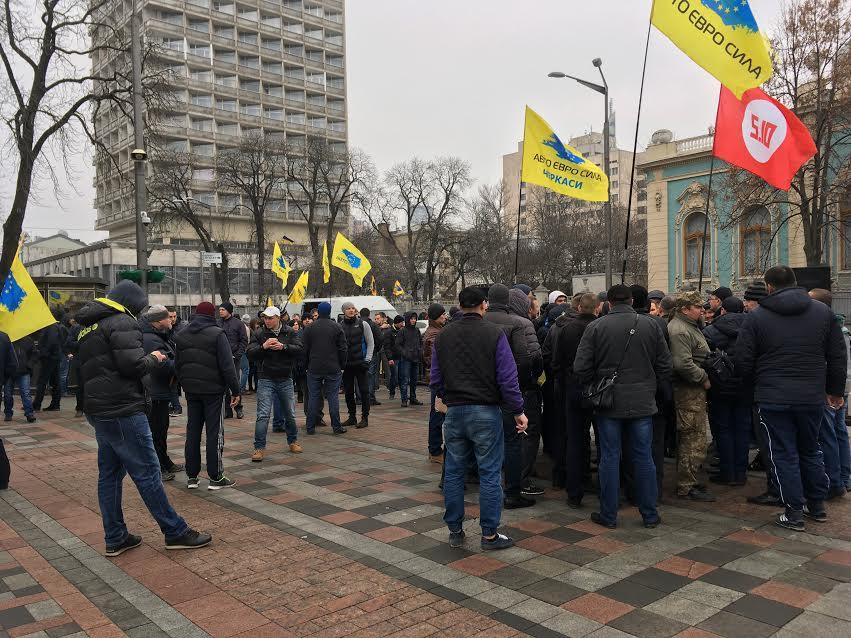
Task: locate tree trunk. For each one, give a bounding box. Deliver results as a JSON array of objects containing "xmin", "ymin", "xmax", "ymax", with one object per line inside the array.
[
  {"xmin": 0, "ymin": 153, "xmax": 35, "ymax": 287},
  {"xmin": 215, "ymin": 245, "xmax": 231, "ymax": 301}
]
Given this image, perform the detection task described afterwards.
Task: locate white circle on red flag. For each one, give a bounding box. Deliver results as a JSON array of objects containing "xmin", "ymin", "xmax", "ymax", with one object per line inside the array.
[{"xmin": 741, "ymin": 99, "xmax": 788, "ymax": 164}]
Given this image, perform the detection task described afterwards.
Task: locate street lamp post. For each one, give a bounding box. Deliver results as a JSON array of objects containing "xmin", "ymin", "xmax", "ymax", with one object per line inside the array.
[
  {"xmin": 130, "ymin": 8, "xmax": 148, "ymax": 291},
  {"xmin": 548, "ymin": 60, "xmax": 612, "ymax": 289}
]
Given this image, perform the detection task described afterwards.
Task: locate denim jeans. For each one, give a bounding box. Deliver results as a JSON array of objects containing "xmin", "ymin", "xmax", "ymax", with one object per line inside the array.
[
  {"xmin": 832, "ymin": 398, "xmax": 851, "ymax": 488},
  {"xmin": 709, "ymin": 398, "xmax": 752, "ymax": 481},
  {"xmin": 88, "ymin": 413, "xmax": 189, "ymax": 546},
  {"xmin": 386, "ymin": 358, "xmax": 399, "ymax": 395},
  {"xmin": 428, "ymin": 390, "xmax": 445, "ymax": 456},
  {"xmin": 443, "ymin": 404, "xmax": 504, "ymax": 536},
  {"xmin": 368, "ymin": 357, "xmax": 379, "ymax": 401},
  {"xmin": 255, "ymin": 378, "xmax": 297, "ymax": 447},
  {"xmin": 239, "ymin": 354, "xmax": 249, "ymax": 393},
  {"xmin": 820, "ymin": 403, "xmax": 848, "ymax": 491},
  {"xmin": 596, "ymin": 416, "xmax": 658, "ymax": 525},
  {"xmin": 398, "ymin": 359, "xmax": 418, "ymax": 402},
  {"xmin": 307, "ymin": 372, "xmax": 342, "ymax": 432},
  {"xmin": 59, "ymin": 355, "xmax": 70, "ymax": 396},
  {"xmin": 3, "ymin": 375, "xmax": 33, "ymax": 418}
]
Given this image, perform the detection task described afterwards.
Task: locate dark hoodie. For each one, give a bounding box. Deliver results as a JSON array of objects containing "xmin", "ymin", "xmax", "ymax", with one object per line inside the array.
[
  {"xmin": 703, "ymin": 311, "xmax": 749, "ymax": 398},
  {"xmin": 737, "ymin": 286, "xmax": 846, "ymax": 405},
  {"xmin": 396, "ymin": 311, "xmax": 422, "ymax": 362},
  {"xmin": 76, "ymin": 280, "xmax": 156, "ymax": 418},
  {"xmin": 174, "ymin": 314, "xmax": 240, "ymax": 397},
  {"xmin": 140, "ymin": 318, "xmax": 176, "ymax": 401}
]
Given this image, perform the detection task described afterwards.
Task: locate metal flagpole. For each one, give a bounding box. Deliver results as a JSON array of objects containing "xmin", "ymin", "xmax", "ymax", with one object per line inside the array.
[
  {"xmin": 620, "ymin": 16, "xmax": 653, "ymax": 284},
  {"xmin": 697, "ymin": 155, "xmax": 716, "ymax": 292}
]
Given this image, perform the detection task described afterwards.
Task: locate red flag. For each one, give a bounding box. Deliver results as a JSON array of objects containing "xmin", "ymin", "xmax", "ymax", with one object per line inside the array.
[{"xmin": 713, "ymin": 86, "xmax": 817, "ymax": 191}]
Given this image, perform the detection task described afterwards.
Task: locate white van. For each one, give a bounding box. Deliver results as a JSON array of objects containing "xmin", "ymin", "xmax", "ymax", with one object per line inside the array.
[{"xmin": 283, "ymin": 296, "xmax": 400, "ymax": 321}]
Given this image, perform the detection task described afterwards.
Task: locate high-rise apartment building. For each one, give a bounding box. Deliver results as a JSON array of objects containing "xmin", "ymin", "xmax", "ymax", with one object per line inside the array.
[{"xmin": 91, "ymin": 0, "xmax": 348, "ymax": 246}]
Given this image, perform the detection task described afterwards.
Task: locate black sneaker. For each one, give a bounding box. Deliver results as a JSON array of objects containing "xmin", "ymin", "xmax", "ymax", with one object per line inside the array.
[
  {"xmin": 481, "ymin": 532, "xmax": 514, "ymax": 551},
  {"xmin": 775, "ymin": 513, "xmax": 805, "ymax": 531},
  {"xmin": 356, "ymin": 416, "xmax": 369, "ymax": 429},
  {"xmin": 643, "ymin": 516, "xmax": 662, "ymax": 529},
  {"xmin": 187, "ymin": 477, "xmax": 200, "ymax": 489},
  {"xmin": 235, "ymin": 405, "xmax": 244, "ymax": 420},
  {"xmin": 26, "ymin": 415, "xmax": 36, "ymax": 423},
  {"xmin": 208, "ymin": 476, "xmax": 236, "ymax": 491},
  {"xmin": 165, "ymin": 529, "xmax": 212, "ymax": 550},
  {"xmin": 389, "ymin": 392, "xmax": 395, "ymax": 400},
  {"xmin": 410, "ymin": 398, "xmax": 424, "ymax": 406},
  {"xmin": 566, "ymin": 496, "xmax": 582, "ymax": 509},
  {"xmin": 3, "ymin": 414, "xmax": 10, "ymax": 422},
  {"xmin": 170, "ymin": 463, "xmax": 185, "ymax": 473},
  {"xmin": 161, "ymin": 471, "xmax": 175, "ymax": 482},
  {"xmin": 43, "ymin": 405, "xmax": 60, "ymax": 412},
  {"xmin": 521, "ymin": 483, "xmax": 545, "ymax": 496},
  {"xmin": 449, "ymin": 529, "xmax": 466, "ymax": 548},
  {"xmin": 747, "ymin": 492, "xmax": 782, "ymax": 506},
  {"xmin": 371, "ymin": 399, "xmax": 382, "ymax": 406},
  {"xmin": 803, "ymin": 506, "xmax": 827, "ymax": 523},
  {"xmin": 401, "ymin": 400, "xmax": 409, "ymax": 408},
  {"xmin": 105, "ymin": 533, "xmax": 142, "ymax": 557},
  {"xmin": 306, "ymin": 429, "xmax": 316, "ymax": 435},
  {"xmin": 827, "ymin": 486, "xmax": 847, "ymax": 500},
  {"xmin": 344, "ymin": 416, "xmax": 357, "ymax": 428},
  {"xmin": 681, "ymin": 488, "xmax": 716, "ymax": 502},
  {"xmin": 504, "ymin": 495, "xmax": 535, "ymax": 509},
  {"xmin": 590, "ymin": 512, "xmax": 617, "ymax": 529},
  {"xmin": 332, "ymin": 427, "xmax": 347, "ymax": 435}
]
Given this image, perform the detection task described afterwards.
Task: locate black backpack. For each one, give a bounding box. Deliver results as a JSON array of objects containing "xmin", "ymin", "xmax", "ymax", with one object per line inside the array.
[{"xmin": 702, "ymin": 349, "xmax": 736, "ymax": 392}]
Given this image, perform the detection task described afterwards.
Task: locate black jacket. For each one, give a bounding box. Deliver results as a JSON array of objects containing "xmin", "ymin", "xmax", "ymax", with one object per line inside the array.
[
  {"xmin": 703, "ymin": 311, "xmax": 750, "ymax": 399},
  {"xmin": 396, "ymin": 313, "xmax": 422, "ymax": 362},
  {"xmin": 220, "ymin": 313, "xmax": 248, "ymax": 360},
  {"xmin": 380, "ymin": 325, "xmax": 398, "ymax": 359},
  {"xmin": 247, "ymin": 323, "xmax": 303, "ymax": 379},
  {"xmin": 485, "ymin": 303, "xmax": 536, "ymax": 391},
  {"xmin": 341, "ymin": 316, "xmax": 373, "ymax": 367},
  {"xmin": 76, "ymin": 282, "xmax": 156, "ymax": 418},
  {"xmin": 141, "ymin": 319, "xmax": 176, "ymax": 401},
  {"xmin": 574, "ymin": 304, "xmax": 673, "ymax": 419},
  {"xmin": 736, "ymin": 287, "xmax": 846, "ymax": 405},
  {"xmin": 0, "ymin": 332, "xmax": 17, "ymax": 386},
  {"xmin": 37, "ymin": 323, "xmax": 62, "ymax": 362},
  {"xmin": 11, "ymin": 336, "xmax": 34, "ymax": 377},
  {"xmin": 553, "ymin": 313, "xmax": 596, "ymax": 386},
  {"xmin": 303, "ymin": 317, "xmax": 347, "ymax": 375},
  {"xmin": 364, "ymin": 318, "xmax": 383, "ymax": 354},
  {"xmin": 175, "ymin": 314, "xmax": 240, "ymax": 397}
]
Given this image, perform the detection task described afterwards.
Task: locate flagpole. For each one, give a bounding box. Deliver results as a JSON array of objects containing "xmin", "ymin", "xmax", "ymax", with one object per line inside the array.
[
  {"xmin": 697, "ymin": 155, "xmax": 716, "ymax": 293},
  {"xmin": 620, "ymin": 13, "xmax": 653, "ymax": 284}
]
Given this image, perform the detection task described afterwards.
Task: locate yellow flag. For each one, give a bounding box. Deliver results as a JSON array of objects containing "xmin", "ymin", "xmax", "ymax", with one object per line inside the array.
[
  {"xmin": 651, "ymin": 0, "xmax": 772, "ymax": 98},
  {"xmin": 266, "ymin": 296, "xmax": 274, "ymax": 308},
  {"xmin": 0, "ymin": 251, "xmax": 57, "ymax": 341},
  {"xmin": 521, "ymin": 106, "xmax": 609, "ymax": 202},
  {"xmin": 271, "ymin": 241, "xmax": 290, "ymax": 289},
  {"xmin": 331, "ymin": 232, "xmax": 372, "ymax": 286},
  {"xmin": 288, "ymin": 271, "xmax": 309, "ymax": 305},
  {"xmin": 47, "ymin": 289, "xmax": 71, "ymax": 305},
  {"xmin": 370, "ymin": 275, "xmax": 377, "ymax": 296},
  {"xmin": 322, "ymin": 240, "xmax": 331, "ymax": 284},
  {"xmin": 392, "ymin": 280, "xmax": 405, "ymax": 297}
]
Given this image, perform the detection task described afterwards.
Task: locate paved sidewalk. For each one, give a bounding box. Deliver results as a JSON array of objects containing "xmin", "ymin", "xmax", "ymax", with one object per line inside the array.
[{"xmin": 1, "ymin": 389, "xmax": 850, "ymax": 638}]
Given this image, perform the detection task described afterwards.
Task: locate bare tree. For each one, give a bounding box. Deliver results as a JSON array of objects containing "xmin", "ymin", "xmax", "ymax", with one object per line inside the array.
[
  {"xmin": 463, "ymin": 181, "xmax": 517, "ymax": 285},
  {"xmin": 217, "ymin": 132, "xmax": 287, "ymax": 303},
  {"xmin": 720, "ymin": 0, "xmax": 851, "ymax": 266},
  {"xmin": 147, "ymin": 150, "xmax": 234, "ymax": 300}
]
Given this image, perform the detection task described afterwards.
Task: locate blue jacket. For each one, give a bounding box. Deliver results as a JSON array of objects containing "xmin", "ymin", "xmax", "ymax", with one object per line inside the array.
[{"xmin": 736, "ymin": 287, "xmax": 846, "ymax": 405}]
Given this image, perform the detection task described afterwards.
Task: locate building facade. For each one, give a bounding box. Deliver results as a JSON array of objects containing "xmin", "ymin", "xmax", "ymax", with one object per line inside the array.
[{"xmin": 21, "ymin": 232, "xmax": 88, "ymax": 263}]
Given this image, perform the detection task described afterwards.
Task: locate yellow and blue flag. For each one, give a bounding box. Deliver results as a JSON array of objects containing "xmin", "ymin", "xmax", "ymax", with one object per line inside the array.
[
  {"xmin": 47, "ymin": 289, "xmax": 71, "ymax": 305},
  {"xmin": 331, "ymin": 232, "xmax": 372, "ymax": 287},
  {"xmin": 651, "ymin": 0, "xmax": 772, "ymax": 98},
  {"xmin": 271, "ymin": 241, "xmax": 290, "ymax": 289},
  {"xmin": 322, "ymin": 240, "xmax": 331, "ymax": 284},
  {"xmin": 392, "ymin": 280, "xmax": 405, "ymax": 297},
  {"xmin": 0, "ymin": 251, "xmax": 57, "ymax": 341},
  {"xmin": 288, "ymin": 271, "xmax": 309, "ymax": 305},
  {"xmin": 521, "ymin": 106, "xmax": 609, "ymax": 202}
]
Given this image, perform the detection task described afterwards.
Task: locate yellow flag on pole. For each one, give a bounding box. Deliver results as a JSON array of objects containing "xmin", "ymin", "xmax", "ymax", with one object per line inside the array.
[
  {"xmin": 271, "ymin": 242, "xmax": 290, "ymax": 289},
  {"xmin": 331, "ymin": 232, "xmax": 372, "ymax": 286},
  {"xmin": 288, "ymin": 271, "xmax": 309, "ymax": 305},
  {"xmin": 0, "ymin": 250, "xmax": 57, "ymax": 341},
  {"xmin": 521, "ymin": 106, "xmax": 609, "ymax": 202},
  {"xmin": 392, "ymin": 280, "xmax": 405, "ymax": 297},
  {"xmin": 651, "ymin": 0, "xmax": 772, "ymax": 98},
  {"xmin": 266, "ymin": 296, "xmax": 274, "ymax": 308},
  {"xmin": 322, "ymin": 240, "xmax": 331, "ymax": 284}
]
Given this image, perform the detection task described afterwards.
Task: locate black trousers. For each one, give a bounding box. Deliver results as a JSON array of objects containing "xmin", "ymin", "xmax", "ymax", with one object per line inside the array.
[
  {"xmin": 71, "ymin": 361, "xmax": 84, "ymax": 412},
  {"xmin": 342, "ymin": 365, "xmax": 369, "ymax": 419},
  {"xmin": 521, "ymin": 390, "xmax": 542, "ymax": 484},
  {"xmin": 0, "ymin": 438, "xmax": 9, "ymax": 488},
  {"xmin": 34, "ymin": 358, "xmax": 61, "ymax": 409},
  {"xmin": 564, "ymin": 383, "xmax": 593, "ymax": 501},
  {"xmin": 185, "ymin": 394, "xmax": 224, "ymax": 480},
  {"xmin": 147, "ymin": 399, "xmax": 174, "ymax": 471},
  {"xmin": 224, "ymin": 358, "xmax": 240, "ymax": 417}
]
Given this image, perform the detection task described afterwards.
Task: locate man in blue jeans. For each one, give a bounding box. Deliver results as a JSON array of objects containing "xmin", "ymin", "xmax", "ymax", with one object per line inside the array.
[
  {"xmin": 248, "ymin": 306, "xmax": 304, "ymax": 460},
  {"xmin": 431, "ymin": 286, "xmax": 527, "ymax": 551},
  {"xmin": 3, "ymin": 335, "xmax": 35, "ymax": 423},
  {"xmin": 574, "ymin": 284, "xmax": 671, "ymax": 529},
  {"xmin": 303, "ymin": 302, "xmax": 348, "ymax": 434},
  {"xmin": 737, "ymin": 266, "xmax": 847, "ymax": 531},
  {"xmin": 76, "ymin": 280, "xmax": 211, "ymax": 555}
]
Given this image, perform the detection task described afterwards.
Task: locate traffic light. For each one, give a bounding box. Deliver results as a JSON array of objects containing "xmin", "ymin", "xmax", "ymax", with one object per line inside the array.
[{"xmin": 117, "ymin": 269, "xmax": 165, "ymax": 284}]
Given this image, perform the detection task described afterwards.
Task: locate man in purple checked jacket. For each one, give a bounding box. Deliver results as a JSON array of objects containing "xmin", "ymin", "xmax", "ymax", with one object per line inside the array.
[{"xmin": 430, "ymin": 286, "xmax": 528, "ymax": 552}]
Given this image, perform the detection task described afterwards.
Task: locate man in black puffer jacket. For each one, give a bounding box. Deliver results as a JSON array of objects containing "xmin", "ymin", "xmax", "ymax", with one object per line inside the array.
[
  {"xmin": 303, "ymin": 302, "xmax": 347, "ymax": 434},
  {"xmin": 396, "ymin": 311, "xmax": 421, "ymax": 408},
  {"xmin": 175, "ymin": 301, "xmax": 240, "ymax": 490},
  {"xmin": 341, "ymin": 302, "xmax": 374, "ymax": 426},
  {"xmin": 703, "ymin": 296, "xmax": 751, "ymax": 487},
  {"xmin": 77, "ymin": 280, "xmax": 211, "ymax": 555},
  {"xmin": 737, "ymin": 266, "xmax": 847, "ymax": 531},
  {"xmin": 33, "ymin": 314, "xmax": 62, "ymax": 412}
]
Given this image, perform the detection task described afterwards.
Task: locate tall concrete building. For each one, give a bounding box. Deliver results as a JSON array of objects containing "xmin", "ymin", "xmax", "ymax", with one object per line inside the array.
[{"xmin": 91, "ymin": 0, "xmax": 348, "ymax": 245}]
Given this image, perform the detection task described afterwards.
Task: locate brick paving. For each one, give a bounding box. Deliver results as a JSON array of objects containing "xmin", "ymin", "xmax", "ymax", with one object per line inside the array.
[{"xmin": 1, "ymin": 388, "xmax": 850, "ymax": 638}]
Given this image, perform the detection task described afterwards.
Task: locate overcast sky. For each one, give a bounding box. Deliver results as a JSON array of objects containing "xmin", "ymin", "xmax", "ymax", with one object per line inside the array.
[{"xmin": 13, "ymin": 0, "xmax": 784, "ymax": 244}]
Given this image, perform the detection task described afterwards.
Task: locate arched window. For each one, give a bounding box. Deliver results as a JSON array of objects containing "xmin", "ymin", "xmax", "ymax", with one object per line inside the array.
[
  {"xmin": 684, "ymin": 212, "xmax": 711, "ymax": 279},
  {"xmin": 741, "ymin": 206, "xmax": 771, "ymax": 275}
]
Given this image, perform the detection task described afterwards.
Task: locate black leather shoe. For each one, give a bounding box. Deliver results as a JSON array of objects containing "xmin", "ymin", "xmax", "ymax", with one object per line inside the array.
[
  {"xmin": 747, "ymin": 492, "xmax": 782, "ymax": 506},
  {"xmin": 504, "ymin": 495, "xmax": 535, "ymax": 509},
  {"xmin": 333, "ymin": 427, "xmax": 348, "ymax": 435},
  {"xmin": 590, "ymin": 512, "xmax": 616, "ymax": 529}
]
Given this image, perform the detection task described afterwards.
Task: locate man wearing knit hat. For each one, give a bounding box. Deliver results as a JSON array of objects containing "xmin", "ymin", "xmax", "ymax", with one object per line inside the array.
[
  {"xmin": 743, "ymin": 280, "xmax": 767, "ymax": 313},
  {"xmin": 709, "ymin": 287, "xmax": 732, "ymax": 313},
  {"xmin": 548, "ymin": 290, "xmax": 567, "ymax": 306},
  {"xmin": 175, "ymin": 302, "xmax": 241, "ymax": 490},
  {"xmin": 219, "ymin": 301, "xmax": 247, "ymax": 419},
  {"xmin": 423, "ymin": 303, "xmax": 446, "ymax": 462},
  {"xmin": 669, "ymin": 290, "xmax": 715, "ymax": 502},
  {"xmin": 303, "ymin": 301, "xmax": 348, "ymax": 434}
]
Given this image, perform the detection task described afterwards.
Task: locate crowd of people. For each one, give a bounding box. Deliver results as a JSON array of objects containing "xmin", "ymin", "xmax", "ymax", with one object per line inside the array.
[{"xmin": 0, "ymin": 262, "xmax": 848, "ymax": 556}]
